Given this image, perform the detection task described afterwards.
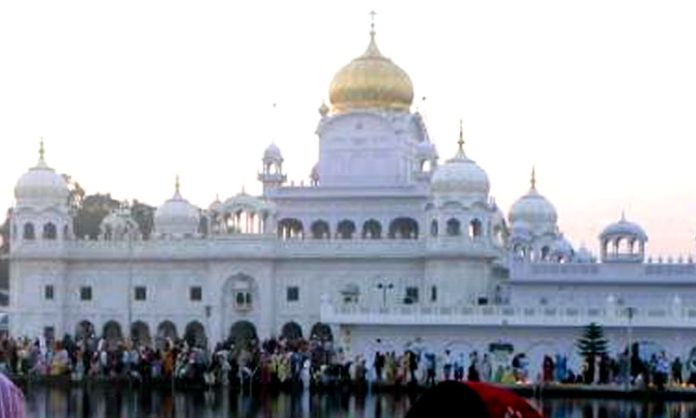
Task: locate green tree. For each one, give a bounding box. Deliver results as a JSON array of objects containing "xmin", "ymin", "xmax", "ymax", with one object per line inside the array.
[
  {"xmin": 577, "ymin": 322, "xmax": 609, "ymax": 383},
  {"xmin": 73, "ymin": 193, "xmax": 121, "ymax": 240},
  {"xmin": 130, "ymin": 200, "xmax": 155, "ymax": 240}
]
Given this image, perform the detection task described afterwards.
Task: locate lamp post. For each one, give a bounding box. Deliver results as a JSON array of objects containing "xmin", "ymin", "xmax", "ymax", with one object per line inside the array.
[
  {"xmin": 376, "ymin": 283, "xmax": 394, "ymax": 306},
  {"xmin": 626, "ymin": 306, "xmax": 636, "ymax": 388}
]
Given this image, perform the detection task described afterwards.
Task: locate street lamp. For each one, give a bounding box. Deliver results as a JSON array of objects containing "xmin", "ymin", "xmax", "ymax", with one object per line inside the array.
[
  {"xmin": 626, "ymin": 306, "xmax": 636, "ymax": 388},
  {"xmin": 376, "ymin": 283, "xmax": 394, "ymax": 306}
]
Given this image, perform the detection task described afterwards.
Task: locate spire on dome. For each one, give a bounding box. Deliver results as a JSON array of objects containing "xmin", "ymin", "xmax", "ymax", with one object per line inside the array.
[
  {"xmin": 39, "ymin": 137, "xmax": 45, "ymax": 162},
  {"xmin": 530, "ymin": 166, "xmax": 536, "ymax": 190},
  {"xmin": 369, "ymin": 10, "xmax": 376, "ymax": 39},
  {"xmin": 175, "ymin": 175, "xmax": 181, "ymax": 197},
  {"xmin": 451, "ymin": 120, "xmax": 468, "ymax": 161}
]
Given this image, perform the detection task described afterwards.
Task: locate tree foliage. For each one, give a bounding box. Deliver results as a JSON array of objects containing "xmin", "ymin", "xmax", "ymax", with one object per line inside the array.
[
  {"xmin": 577, "ymin": 322, "xmax": 609, "ymax": 358},
  {"xmin": 73, "ymin": 194, "xmax": 121, "ymax": 240}
]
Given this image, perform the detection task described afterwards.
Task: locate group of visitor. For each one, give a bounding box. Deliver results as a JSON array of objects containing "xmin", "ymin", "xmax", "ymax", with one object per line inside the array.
[{"xmin": 0, "ymin": 333, "xmax": 693, "ymax": 392}]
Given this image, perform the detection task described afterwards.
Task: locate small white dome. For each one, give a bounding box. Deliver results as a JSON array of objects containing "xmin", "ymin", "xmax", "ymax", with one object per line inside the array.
[
  {"xmin": 509, "ymin": 170, "xmax": 557, "ymax": 232},
  {"xmin": 209, "ymin": 195, "xmax": 223, "ymax": 213},
  {"xmin": 154, "ymin": 178, "xmax": 200, "ymax": 238},
  {"xmin": 574, "ymin": 246, "xmax": 595, "ymax": 263},
  {"xmin": 600, "ymin": 216, "xmax": 647, "ymax": 241},
  {"xmin": 14, "ymin": 145, "xmax": 69, "ymax": 208},
  {"xmin": 550, "ymin": 236, "xmax": 574, "ymax": 257},
  {"xmin": 431, "ymin": 151, "xmax": 489, "ymax": 198},
  {"xmin": 263, "ymin": 143, "xmax": 283, "ymax": 162}
]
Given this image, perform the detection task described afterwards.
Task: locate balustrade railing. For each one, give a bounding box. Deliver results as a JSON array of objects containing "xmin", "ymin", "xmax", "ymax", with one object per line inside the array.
[{"xmin": 321, "ymin": 302, "xmax": 695, "ymax": 328}]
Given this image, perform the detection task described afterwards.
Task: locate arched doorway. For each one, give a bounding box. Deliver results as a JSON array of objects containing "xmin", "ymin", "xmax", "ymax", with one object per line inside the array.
[
  {"xmin": 229, "ymin": 321, "xmax": 258, "ymax": 349},
  {"xmin": 388, "ymin": 217, "xmax": 419, "ymax": 239},
  {"xmin": 130, "ymin": 321, "xmax": 151, "ymax": 347},
  {"xmin": 75, "ymin": 320, "xmax": 95, "ymax": 341},
  {"xmin": 156, "ymin": 320, "xmax": 178, "ymax": 349},
  {"xmin": 184, "ymin": 321, "xmax": 207, "ymax": 348},
  {"xmin": 310, "ymin": 220, "xmax": 330, "ymax": 239},
  {"xmin": 336, "ymin": 220, "xmax": 356, "ymax": 239},
  {"xmin": 281, "ymin": 321, "xmax": 303, "ymax": 341},
  {"xmin": 309, "ymin": 322, "xmax": 333, "ymax": 343},
  {"xmin": 362, "ymin": 219, "xmax": 382, "ymax": 239},
  {"xmin": 102, "ymin": 321, "xmax": 123, "ymax": 348}
]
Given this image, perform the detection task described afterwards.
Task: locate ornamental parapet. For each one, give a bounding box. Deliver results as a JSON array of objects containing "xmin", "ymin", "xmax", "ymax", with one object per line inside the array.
[
  {"xmin": 9, "ymin": 234, "xmax": 505, "ymax": 261},
  {"xmin": 320, "ymin": 301, "xmax": 696, "ymax": 328},
  {"xmin": 510, "ymin": 260, "xmax": 696, "ymax": 284}
]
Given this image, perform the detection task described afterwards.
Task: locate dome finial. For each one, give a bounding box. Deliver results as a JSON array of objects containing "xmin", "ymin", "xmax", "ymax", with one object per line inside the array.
[
  {"xmin": 175, "ymin": 174, "xmax": 181, "ymax": 196},
  {"xmin": 621, "ymin": 210, "xmax": 626, "ymax": 221},
  {"xmin": 530, "ymin": 166, "xmax": 537, "ymax": 190},
  {"xmin": 369, "ymin": 10, "xmax": 376, "ymax": 40},
  {"xmin": 456, "ymin": 119, "xmax": 465, "ymax": 157},
  {"xmin": 39, "ymin": 137, "xmax": 45, "ymax": 162}
]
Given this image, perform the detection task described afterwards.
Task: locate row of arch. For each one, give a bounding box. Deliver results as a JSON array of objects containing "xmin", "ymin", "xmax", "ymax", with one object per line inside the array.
[
  {"xmin": 430, "ymin": 218, "xmax": 484, "ymax": 238},
  {"xmin": 73, "ymin": 320, "xmax": 333, "ymax": 349},
  {"xmin": 278, "ymin": 217, "xmax": 419, "ymax": 240},
  {"xmin": 19, "ymin": 222, "xmax": 69, "ymax": 241}
]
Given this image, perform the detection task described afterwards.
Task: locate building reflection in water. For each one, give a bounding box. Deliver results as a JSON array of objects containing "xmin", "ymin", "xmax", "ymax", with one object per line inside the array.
[{"xmin": 20, "ymin": 386, "xmax": 696, "ymax": 418}]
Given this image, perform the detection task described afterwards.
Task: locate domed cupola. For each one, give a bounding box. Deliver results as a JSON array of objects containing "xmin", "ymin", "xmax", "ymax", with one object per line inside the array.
[
  {"xmin": 263, "ymin": 143, "xmax": 283, "ymax": 163},
  {"xmin": 509, "ymin": 168, "xmax": 558, "ymax": 235},
  {"xmin": 258, "ymin": 143, "xmax": 286, "ymax": 193},
  {"xmin": 154, "ymin": 176, "xmax": 200, "ymax": 239},
  {"xmin": 573, "ymin": 245, "xmax": 595, "ymax": 263},
  {"xmin": 550, "ymin": 235, "xmax": 574, "ymax": 262},
  {"xmin": 599, "ymin": 213, "xmax": 647, "ymax": 263},
  {"xmin": 329, "ymin": 21, "xmax": 414, "ymax": 114},
  {"xmin": 431, "ymin": 123, "xmax": 490, "ymax": 200},
  {"xmin": 14, "ymin": 141, "xmax": 69, "ymax": 210},
  {"xmin": 208, "ymin": 194, "xmax": 223, "ymax": 214}
]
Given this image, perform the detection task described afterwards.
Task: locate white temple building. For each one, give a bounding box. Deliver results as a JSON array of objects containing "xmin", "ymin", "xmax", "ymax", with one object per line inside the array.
[{"xmin": 8, "ymin": 24, "xmax": 696, "ymax": 376}]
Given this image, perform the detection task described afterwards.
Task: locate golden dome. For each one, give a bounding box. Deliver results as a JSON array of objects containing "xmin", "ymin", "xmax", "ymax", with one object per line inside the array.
[{"xmin": 329, "ymin": 31, "xmax": 414, "ymax": 113}]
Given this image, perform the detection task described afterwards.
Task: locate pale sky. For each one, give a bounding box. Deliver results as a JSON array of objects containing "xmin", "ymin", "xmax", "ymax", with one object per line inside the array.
[{"xmin": 1, "ymin": 1, "xmax": 695, "ymax": 256}]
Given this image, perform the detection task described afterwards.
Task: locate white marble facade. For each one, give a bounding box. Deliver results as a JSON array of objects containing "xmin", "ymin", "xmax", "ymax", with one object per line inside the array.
[{"xmin": 8, "ymin": 29, "xmax": 696, "ymax": 375}]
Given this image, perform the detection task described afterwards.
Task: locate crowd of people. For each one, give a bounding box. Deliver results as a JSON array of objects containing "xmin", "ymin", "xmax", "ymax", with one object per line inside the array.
[{"xmin": 0, "ymin": 333, "xmax": 693, "ymax": 392}]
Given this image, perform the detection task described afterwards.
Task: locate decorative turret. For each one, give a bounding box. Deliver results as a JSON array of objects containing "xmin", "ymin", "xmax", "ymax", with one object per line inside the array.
[
  {"xmin": 599, "ymin": 213, "xmax": 647, "ymax": 263},
  {"xmin": 258, "ymin": 143, "xmax": 287, "ymax": 193}
]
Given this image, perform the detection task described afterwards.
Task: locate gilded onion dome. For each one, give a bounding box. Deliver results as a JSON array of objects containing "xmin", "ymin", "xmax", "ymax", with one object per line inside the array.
[{"xmin": 329, "ymin": 28, "xmax": 414, "ymax": 113}]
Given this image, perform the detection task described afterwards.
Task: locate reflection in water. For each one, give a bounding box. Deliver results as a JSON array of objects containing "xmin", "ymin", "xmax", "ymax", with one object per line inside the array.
[{"xmin": 21, "ymin": 386, "xmax": 696, "ymax": 418}]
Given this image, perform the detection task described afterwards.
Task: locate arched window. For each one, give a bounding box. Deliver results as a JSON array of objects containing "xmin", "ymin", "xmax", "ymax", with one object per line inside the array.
[
  {"xmin": 362, "ymin": 219, "xmax": 382, "ymax": 239},
  {"xmin": 446, "ymin": 218, "xmax": 461, "ymax": 236},
  {"xmin": 541, "ymin": 246, "xmax": 550, "ymax": 260},
  {"xmin": 388, "ymin": 217, "xmax": 419, "ymax": 239},
  {"xmin": 23, "ymin": 223, "xmax": 35, "ymax": 240},
  {"xmin": 310, "ymin": 220, "xmax": 330, "ymax": 239},
  {"xmin": 469, "ymin": 219, "xmax": 482, "ymax": 238},
  {"xmin": 430, "ymin": 220, "xmax": 438, "ymax": 237},
  {"xmin": 43, "ymin": 223, "xmax": 57, "ymax": 240},
  {"xmin": 336, "ymin": 220, "xmax": 356, "ymax": 239},
  {"xmin": 277, "ymin": 218, "xmax": 304, "ymax": 240}
]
